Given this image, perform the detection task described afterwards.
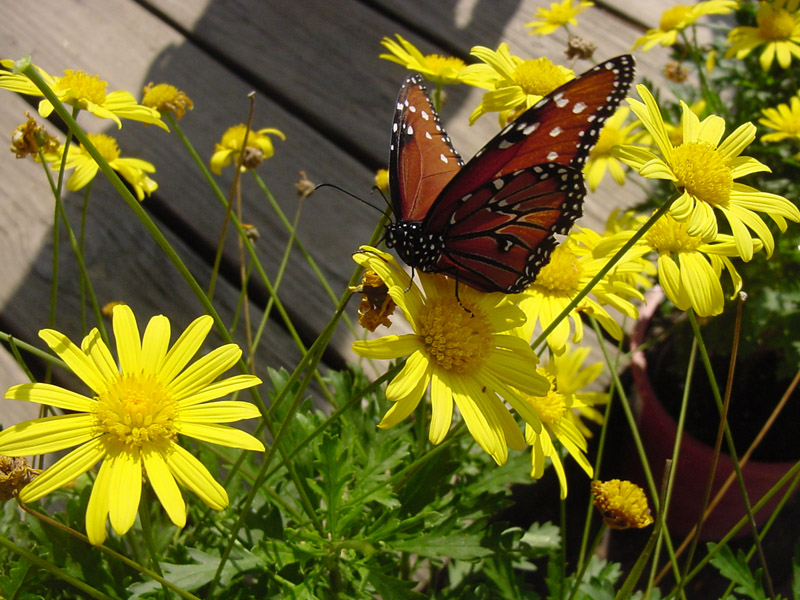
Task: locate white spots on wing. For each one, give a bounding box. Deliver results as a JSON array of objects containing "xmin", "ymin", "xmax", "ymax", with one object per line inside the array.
[
  {"xmin": 439, "ymin": 153, "xmax": 449, "ymax": 164},
  {"xmin": 493, "ymin": 178, "xmax": 504, "ymax": 190},
  {"xmin": 407, "ymin": 125, "xmax": 414, "ymax": 136},
  {"xmin": 498, "ymin": 138, "xmax": 514, "ymax": 149},
  {"xmin": 555, "ymin": 97, "xmax": 569, "ymax": 108},
  {"xmin": 547, "ymin": 151, "xmax": 559, "ymax": 161},
  {"xmin": 523, "ymin": 122, "xmax": 540, "ymax": 135},
  {"xmin": 549, "ymin": 126, "xmax": 562, "ymax": 138},
  {"xmin": 408, "ymin": 104, "xmax": 417, "ymax": 113},
  {"xmin": 425, "ymin": 131, "xmax": 433, "ymax": 140},
  {"xmin": 500, "ymin": 122, "xmax": 514, "ymax": 136},
  {"xmin": 421, "ymin": 110, "xmax": 430, "ymax": 121},
  {"xmin": 573, "ymin": 102, "xmax": 587, "ymax": 114}
]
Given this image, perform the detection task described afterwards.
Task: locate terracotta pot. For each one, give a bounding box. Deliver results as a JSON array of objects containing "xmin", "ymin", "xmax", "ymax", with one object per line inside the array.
[{"xmin": 627, "ymin": 288, "xmax": 797, "ymax": 541}]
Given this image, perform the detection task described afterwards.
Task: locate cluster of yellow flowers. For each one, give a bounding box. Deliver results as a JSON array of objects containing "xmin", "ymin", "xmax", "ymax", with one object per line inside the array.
[{"xmin": 3, "ymin": 0, "xmax": 800, "ymax": 549}]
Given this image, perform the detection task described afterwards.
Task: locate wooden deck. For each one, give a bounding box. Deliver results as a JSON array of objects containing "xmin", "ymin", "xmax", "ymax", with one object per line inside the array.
[{"xmin": 0, "ymin": 0, "xmax": 676, "ymax": 428}]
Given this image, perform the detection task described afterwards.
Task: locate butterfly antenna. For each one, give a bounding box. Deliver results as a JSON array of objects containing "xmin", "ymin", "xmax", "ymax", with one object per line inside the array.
[{"xmin": 314, "ymin": 183, "xmax": 388, "ymax": 216}]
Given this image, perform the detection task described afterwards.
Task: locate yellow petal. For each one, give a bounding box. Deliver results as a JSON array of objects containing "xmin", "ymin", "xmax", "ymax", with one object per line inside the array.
[
  {"xmin": 179, "ymin": 422, "xmax": 265, "ymax": 451},
  {"xmin": 165, "ymin": 443, "xmax": 228, "ymax": 510},
  {"xmin": 19, "ymin": 438, "xmax": 105, "ymax": 503},
  {"xmin": 142, "ymin": 445, "xmax": 186, "ymax": 527}
]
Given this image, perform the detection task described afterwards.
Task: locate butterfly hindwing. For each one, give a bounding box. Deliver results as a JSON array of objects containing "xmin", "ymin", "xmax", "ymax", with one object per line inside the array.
[
  {"xmin": 434, "ymin": 164, "xmax": 584, "ymax": 293},
  {"xmin": 389, "ymin": 73, "xmax": 463, "ymax": 222}
]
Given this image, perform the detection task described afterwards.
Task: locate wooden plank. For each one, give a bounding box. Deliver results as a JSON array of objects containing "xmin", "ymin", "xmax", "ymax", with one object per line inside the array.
[
  {"xmin": 0, "ymin": 0, "xmax": 382, "ymax": 369},
  {"xmin": 0, "ymin": 91, "xmax": 304, "ymax": 406}
]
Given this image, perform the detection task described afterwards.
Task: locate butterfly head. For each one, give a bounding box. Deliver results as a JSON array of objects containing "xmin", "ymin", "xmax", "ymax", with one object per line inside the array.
[{"xmin": 385, "ymin": 221, "xmax": 444, "ymax": 273}]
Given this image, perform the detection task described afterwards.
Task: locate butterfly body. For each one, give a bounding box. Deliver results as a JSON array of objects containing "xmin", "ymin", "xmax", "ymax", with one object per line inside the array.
[{"xmin": 385, "ymin": 55, "xmax": 635, "ymax": 293}]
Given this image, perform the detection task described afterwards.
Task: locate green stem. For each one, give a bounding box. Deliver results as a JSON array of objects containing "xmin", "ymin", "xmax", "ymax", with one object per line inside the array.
[{"xmin": 531, "ymin": 195, "xmax": 677, "ymax": 352}]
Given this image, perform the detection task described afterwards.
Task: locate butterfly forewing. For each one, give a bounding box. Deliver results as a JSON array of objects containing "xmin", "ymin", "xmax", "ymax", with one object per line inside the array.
[
  {"xmin": 425, "ymin": 55, "xmax": 635, "ymax": 233},
  {"xmin": 389, "ymin": 73, "xmax": 463, "ymax": 222}
]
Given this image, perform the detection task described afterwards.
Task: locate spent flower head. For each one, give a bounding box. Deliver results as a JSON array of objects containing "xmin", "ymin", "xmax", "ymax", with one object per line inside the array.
[
  {"xmin": 0, "ymin": 305, "xmax": 264, "ymax": 545},
  {"xmin": 380, "ymin": 34, "xmax": 467, "ymax": 86},
  {"xmin": 11, "ymin": 112, "xmax": 60, "ymax": 159},
  {"xmin": 210, "ymin": 124, "xmax": 285, "ymax": 175},
  {"xmin": 0, "ymin": 59, "xmax": 167, "ymax": 131},
  {"xmin": 0, "ymin": 456, "xmax": 41, "ymax": 502},
  {"xmin": 592, "ymin": 479, "xmax": 654, "ymax": 529},
  {"xmin": 351, "ymin": 268, "xmax": 396, "ymax": 332},
  {"xmin": 525, "ymin": 0, "xmax": 595, "ymax": 36},
  {"xmin": 142, "ymin": 82, "xmax": 194, "ymax": 120},
  {"xmin": 726, "ymin": 0, "xmax": 800, "ymax": 71},
  {"xmin": 351, "ymin": 247, "xmax": 550, "ymax": 466},
  {"xmin": 49, "ymin": 133, "xmax": 158, "ymax": 201},
  {"xmin": 632, "ymin": 1, "xmax": 738, "ymax": 51},
  {"xmin": 460, "ymin": 45, "xmax": 574, "ymax": 125},
  {"xmin": 617, "ymin": 84, "xmax": 800, "ymax": 261}
]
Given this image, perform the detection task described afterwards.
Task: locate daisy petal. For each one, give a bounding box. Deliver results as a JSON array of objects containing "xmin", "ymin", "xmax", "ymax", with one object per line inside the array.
[
  {"xmin": 19, "ymin": 438, "xmax": 105, "ymax": 503},
  {"xmin": 179, "ymin": 422, "xmax": 265, "ymax": 451},
  {"xmin": 165, "ymin": 443, "xmax": 228, "ymax": 510},
  {"xmin": 142, "ymin": 445, "xmax": 186, "ymax": 527}
]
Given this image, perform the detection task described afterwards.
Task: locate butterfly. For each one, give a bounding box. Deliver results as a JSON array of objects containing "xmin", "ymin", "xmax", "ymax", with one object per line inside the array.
[{"xmin": 384, "ymin": 55, "xmax": 635, "ymax": 294}]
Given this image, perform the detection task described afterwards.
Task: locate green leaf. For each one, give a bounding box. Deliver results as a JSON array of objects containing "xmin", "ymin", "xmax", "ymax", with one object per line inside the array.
[
  {"xmin": 127, "ymin": 548, "xmax": 260, "ymax": 598},
  {"xmin": 389, "ymin": 534, "xmax": 494, "ymax": 561},
  {"xmin": 367, "ymin": 571, "xmax": 427, "ymax": 600},
  {"xmin": 709, "ymin": 544, "xmax": 767, "ymax": 600}
]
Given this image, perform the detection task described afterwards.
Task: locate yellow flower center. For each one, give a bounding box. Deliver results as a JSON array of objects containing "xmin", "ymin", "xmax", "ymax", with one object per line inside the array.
[
  {"xmin": 55, "ymin": 70, "xmax": 108, "ymax": 105},
  {"xmin": 512, "ymin": 58, "xmax": 572, "ymax": 97},
  {"xmin": 645, "ymin": 214, "xmax": 703, "ymax": 254},
  {"xmin": 94, "ymin": 373, "xmax": 178, "ymax": 449},
  {"xmin": 424, "ymin": 54, "xmax": 466, "ymax": 75},
  {"xmin": 533, "ymin": 245, "xmax": 583, "ymax": 294},
  {"xmin": 670, "ymin": 141, "xmax": 732, "ymax": 207},
  {"xmin": 418, "ymin": 297, "xmax": 491, "ymax": 373},
  {"xmin": 759, "ymin": 5, "xmax": 797, "ymax": 40},
  {"xmin": 85, "ymin": 133, "xmax": 121, "ymax": 162},
  {"xmin": 528, "ymin": 371, "xmax": 566, "ymax": 426},
  {"xmin": 659, "ymin": 5, "xmax": 692, "ymax": 31}
]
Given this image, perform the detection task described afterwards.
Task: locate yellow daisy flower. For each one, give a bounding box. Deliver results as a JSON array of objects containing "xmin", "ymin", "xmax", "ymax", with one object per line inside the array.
[
  {"xmin": 379, "ymin": 35, "xmax": 467, "ymax": 85},
  {"xmin": 210, "ymin": 124, "xmax": 285, "ymax": 175},
  {"xmin": 459, "ymin": 45, "xmax": 574, "ymax": 125},
  {"xmin": 632, "ymin": 0, "xmax": 738, "ymax": 51},
  {"xmin": 0, "ymin": 305, "xmax": 264, "ymax": 545},
  {"xmin": 525, "ymin": 0, "xmax": 595, "ymax": 36},
  {"xmin": 591, "ymin": 479, "xmax": 654, "ymax": 529},
  {"xmin": 0, "ymin": 59, "xmax": 167, "ymax": 131},
  {"xmin": 351, "ymin": 247, "xmax": 550, "ymax": 466},
  {"xmin": 522, "ymin": 345, "xmax": 607, "ymax": 498},
  {"xmin": 598, "ymin": 212, "xmax": 763, "ymax": 317},
  {"xmin": 726, "ymin": 0, "xmax": 800, "ymax": 71},
  {"xmin": 49, "ymin": 133, "xmax": 158, "ymax": 201},
  {"xmin": 516, "ymin": 232, "xmax": 644, "ymax": 355},
  {"xmin": 617, "ymin": 84, "xmax": 800, "ymax": 261},
  {"xmin": 583, "ymin": 106, "xmax": 644, "ymax": 191},
  {"xmin": 760, "ymin": 94, "xmax": 800, "ymax": 144},
  {"xmin": 141, "ymin": 82, "xmax": 194, "ymax": 120}
]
